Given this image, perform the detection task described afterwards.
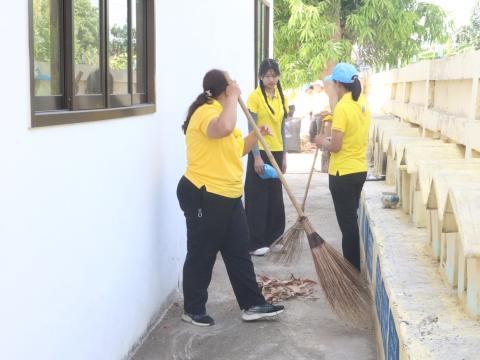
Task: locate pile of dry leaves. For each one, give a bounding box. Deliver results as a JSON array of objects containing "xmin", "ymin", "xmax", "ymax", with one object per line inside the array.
[
  {"xmin": 301, "ymin": 136, "xmax": 317, "ymax": 153},
  {"xmin": 257, "ymin": 274, "xmax": 317, "ymax": 303}
]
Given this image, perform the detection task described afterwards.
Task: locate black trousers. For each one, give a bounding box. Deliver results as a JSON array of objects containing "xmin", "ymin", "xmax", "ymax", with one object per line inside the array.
[
  {"xmin": 244, "ymin": 151, "xmax": 286, "ymax": 251},
  {"xmin": 329, "ymin": 171, "xmax": 367, "ymax": 271},
  {"xmin": 177, "ymin": 176, "xmax": 266, "ymax": 315}
]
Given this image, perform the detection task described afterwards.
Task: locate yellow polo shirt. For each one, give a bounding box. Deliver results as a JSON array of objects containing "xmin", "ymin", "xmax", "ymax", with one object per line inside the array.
[
  {"xmin": 247, "ymin": 87, "xmax": 288, "ymax": 152},
  {"xmin": 185, "ymin": 100, "xmax": 245, "ymax": 198},
  {"xmin": 329, "ymin": 93, "xmax": 370, "ymax": 176}
]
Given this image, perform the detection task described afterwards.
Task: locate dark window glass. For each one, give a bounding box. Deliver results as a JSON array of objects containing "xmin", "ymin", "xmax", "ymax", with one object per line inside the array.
[
  {"xmin": 33, "ymin": 0, "xmax": 62, "ymax": 96},
  {"xmin": 30, "ymin": 0, "xmax": 155, "ymax": 126},
  {"xmin": 109, "ymin": 0, "xmax": 129, "ymax": 95},
  {"xmin": 254, "ymin": 0, "xmax": 269, "ymax": 84},
  {"xmin": 132, "ymin": 0, "xmax": 146, "ymax": 95},
  {"xmin": 74, "ymin": 0, "xmax": 102, "ymax": 96}
]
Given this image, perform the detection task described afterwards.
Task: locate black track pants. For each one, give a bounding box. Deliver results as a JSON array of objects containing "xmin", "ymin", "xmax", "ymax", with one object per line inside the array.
[
  {"xmin": 244, "ymin": 151, "xmax": 286, "ymax": 251},
  {"xmin": 177, "ymin": 176, "xmax": 266, "ymax": 315},
  {"xmin": 329, "ymin": 171, "xmax": 367, "ymax": 270}
]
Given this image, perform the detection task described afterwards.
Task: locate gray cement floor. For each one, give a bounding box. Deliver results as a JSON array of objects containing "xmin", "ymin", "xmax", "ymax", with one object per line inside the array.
[{"xmin": 132, "ymin": 153, "xmax": 377, "ymax": 360}]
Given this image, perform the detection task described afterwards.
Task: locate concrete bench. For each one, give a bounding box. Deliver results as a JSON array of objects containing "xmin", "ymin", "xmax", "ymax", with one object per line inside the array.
[
  {"xmin": 359, "ymin": 180, "xmax": 480, "ymax": 359},
  {"xmin": 372, "ymin": 119, "xmax": 402, "ymax": 176},
  {"xmin": 440, "ymin": 115, "xmax": 471, "ymax": 146},
  {"xmin": 443, "ymin": 186, "xmax": 480, "ymax": 319},
  {"xmin": 402, "ymin": 102, "xmax": 425, "ymax": 126},
  {"xmin": 471, "ymin": 121, "xmax": 480, "ymax": 154},
  {"xmin": 372, "ymin": 120, "xmax": 420, "ymax": 176},
  {"xmin": 426, "ymin": 170, "xmax": 480, "ymax": 260},
  {"xmin": 385, "ymin": 136, "xmax": 435, "ymax": 186},
  {"xmin": 399, "ymin": 143, "xmax": 464, "ymax": 216},
  {"xmin": 413, "ymin": 160, "xmax": 480, "ymax": 229}
]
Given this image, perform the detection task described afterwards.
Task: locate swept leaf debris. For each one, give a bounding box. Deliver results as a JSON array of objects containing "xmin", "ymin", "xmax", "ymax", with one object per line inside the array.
[{"xmin": 257, "ymin": 274, "xmax": 317, "ymax": 303}]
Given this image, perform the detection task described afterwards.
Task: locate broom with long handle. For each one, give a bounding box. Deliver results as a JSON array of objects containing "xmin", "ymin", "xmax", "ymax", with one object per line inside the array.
[
  {"xmin": 268, "ymin": 147, "xmax": 319, "ymax": 265},
  {"xmin": 269, "ymin": 115, "xmax": 331, "ymax": 264},
  {"xmin": 225, "ymin": 73, "xmax": 371, "ymax": 323}
]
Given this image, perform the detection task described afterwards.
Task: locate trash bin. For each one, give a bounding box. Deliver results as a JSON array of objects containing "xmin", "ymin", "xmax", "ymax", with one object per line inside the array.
[{"xmin": 284, "ymin": 117, "xmax": 302, "ymax": 153}]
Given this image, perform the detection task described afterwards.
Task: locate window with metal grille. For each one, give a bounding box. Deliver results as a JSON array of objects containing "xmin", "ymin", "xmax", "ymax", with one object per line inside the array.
[{"xmin": 29, "ymin": 0, "xmax": 155, "ymax": 127}]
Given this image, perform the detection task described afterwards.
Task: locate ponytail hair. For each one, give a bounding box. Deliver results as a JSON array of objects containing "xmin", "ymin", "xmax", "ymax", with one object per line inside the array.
[
  {"xmin": 182, "ymin": 93, "xmax": 211, "ymax": 134},
  {"xmin": 259, "ymin": 81, "xmax": 276, "ymax": 115},
  {"xmin": 258, "ymin": 58, "xmax": 288, "ymax": 119},
  {"xmin": 277, "ymin": 80, "xmax": 289, "ymax": 119},
  {"xmin": 339, "ymin": 76, "xmax": 362, "ymax": 101},
  {"xmin": 182, "ymin": 69, "xmax": 229, "ymax": 134}
]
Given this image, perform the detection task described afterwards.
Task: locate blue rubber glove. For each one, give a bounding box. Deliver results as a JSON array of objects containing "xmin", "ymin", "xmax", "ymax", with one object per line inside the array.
[{"xmin": 259, "ymin": 164, "xmax": 279, "ymax": 180}]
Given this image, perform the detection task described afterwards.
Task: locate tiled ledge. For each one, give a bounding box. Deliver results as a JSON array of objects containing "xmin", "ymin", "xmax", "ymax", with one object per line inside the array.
[{"xmin": 359, "ymin": 181, "xmax": 480, "ymax": 360}]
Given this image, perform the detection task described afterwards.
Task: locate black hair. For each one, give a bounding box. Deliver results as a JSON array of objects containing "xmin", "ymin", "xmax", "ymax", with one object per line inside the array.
[
  {"xmin": 258, "ymin": 58, "xmax": 288, "ymax": 119},
  {"xmin": 337, "ymin": 75, "xmax": 362, "ymax": 101},
  {"xmin": 182, "ymin": 69, "xmax": 229, "ymax": 134}
]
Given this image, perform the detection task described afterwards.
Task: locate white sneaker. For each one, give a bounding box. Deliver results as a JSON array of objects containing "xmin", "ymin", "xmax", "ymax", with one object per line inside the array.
[{"xmin": 250, "ymin": 247, "xmax": 270, "ymax": 256}]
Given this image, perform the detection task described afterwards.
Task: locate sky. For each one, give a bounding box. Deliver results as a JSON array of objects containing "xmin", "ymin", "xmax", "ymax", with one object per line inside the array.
[{"xmin": 424, "ymin": 0, "xmax": 477, "ymax": 28}]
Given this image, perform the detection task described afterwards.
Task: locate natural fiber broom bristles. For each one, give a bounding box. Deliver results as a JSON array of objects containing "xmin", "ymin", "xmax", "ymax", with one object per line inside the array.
[
  {"xmin": 267, "ymin": 217, "xmax": 305, "ymax": 265},
  {"xmin": 270, "ymin": 217, "xmax": 372, "ymax": 323},
  {"xmin": 307, "ymin": 231, "xmax": 372, "ymax": 324}
]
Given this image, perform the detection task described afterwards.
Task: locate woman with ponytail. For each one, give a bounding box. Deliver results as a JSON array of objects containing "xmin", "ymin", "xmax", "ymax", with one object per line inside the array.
[
  {"xmin": 177, "ymin": 69, "xmax": 284, "ymax": 327},
  {"xmin": 315, "ymin": 63, "xmax": 371, "ymax": 271},
  {"xmin": 245, "ymin": 59, "xmax": 289, "ymax": 256}
]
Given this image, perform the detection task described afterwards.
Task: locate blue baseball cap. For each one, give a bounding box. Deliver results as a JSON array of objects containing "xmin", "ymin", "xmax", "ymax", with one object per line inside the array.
[{"xmin": 324, "ymin": 63, "xmax": 359, "ymax": 83}]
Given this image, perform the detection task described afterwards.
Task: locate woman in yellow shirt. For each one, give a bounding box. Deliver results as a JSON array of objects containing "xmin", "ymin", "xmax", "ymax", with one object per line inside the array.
[
  {"xmin": 315, "ymin": 63, "xmax": 371, "ymax": 271},
  {"xmin": 245, "ymin": 59, "xmax": 289, "ymax": 256},
  {"xmin": 177, "ymin": 69, "xmax": 284, "ymax": 326}
]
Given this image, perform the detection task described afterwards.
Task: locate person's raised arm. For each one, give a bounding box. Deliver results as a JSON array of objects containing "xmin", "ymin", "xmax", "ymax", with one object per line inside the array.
[{"xmin": 207, "ymin": 82, "xmax": 241, "ymax": 139}]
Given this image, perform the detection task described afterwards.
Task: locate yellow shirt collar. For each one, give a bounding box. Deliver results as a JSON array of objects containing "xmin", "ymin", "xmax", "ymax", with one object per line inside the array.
[
  {"xmin": 255, "ymin": 86, "xmax": 279, "ymax": 99},
  {"xmin": 254, "ymin": 86, "xmax": 281, "ymax": 118}
]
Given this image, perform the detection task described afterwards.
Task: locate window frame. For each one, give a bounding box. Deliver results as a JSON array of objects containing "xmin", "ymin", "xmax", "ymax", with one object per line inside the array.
[
  {"xmin": 254, "ymin": 0, "xmax": 270, "ymax": 86},
  {"xmin": 28, "ymin": 0, "xmax": 156, "ymax": 128}
]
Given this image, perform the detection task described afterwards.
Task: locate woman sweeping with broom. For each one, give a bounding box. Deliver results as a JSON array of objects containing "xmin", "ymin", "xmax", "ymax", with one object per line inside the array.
[
  {"xmin": 230, "ymin": 69, "xmax": 371, "ymax": 324},
  {"xmin": 245, "ymin": 59, "xmax": 289, "ymax": 256},
  {"xmin": 177, "ymin": 69, "xmax": 285, "ymax": 326},
  {"xmin": 315, "ymin": 63, "xmax": 371, "ymax": 271}
]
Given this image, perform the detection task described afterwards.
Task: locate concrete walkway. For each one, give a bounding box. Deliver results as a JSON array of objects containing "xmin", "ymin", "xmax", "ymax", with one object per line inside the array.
[{"xmin": 132, "ymin": 153, "xmax": 377, "ymax": 360}]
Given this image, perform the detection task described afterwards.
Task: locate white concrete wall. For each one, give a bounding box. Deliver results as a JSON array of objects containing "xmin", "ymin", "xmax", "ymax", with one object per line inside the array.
[
  {"xmin": 0, "ymin": 1, "xmax": 254, "ymax": 360},
  {"xmin": 370, "ymin": 51, "xmax": 480, "ymax": 154}
]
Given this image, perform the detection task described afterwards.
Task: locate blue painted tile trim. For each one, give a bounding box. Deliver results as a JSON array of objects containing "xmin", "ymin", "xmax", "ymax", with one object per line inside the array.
[
  {"xmin": 388, "ymin": 309, "xmax": 400, "ymax": 360},
  {"xmin": 376, "ymin": 258, "xmax": 390, "ymax": 360}
]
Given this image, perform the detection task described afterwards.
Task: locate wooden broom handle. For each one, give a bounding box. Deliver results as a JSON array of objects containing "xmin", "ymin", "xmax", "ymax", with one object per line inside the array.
[
  {"xmin": 224, "ymin": 72, "xmax": 306, "ymax": 219},
  {"xmin": 301, "ymin": 147, "xmax": 319, "ymax": 211},
  {"xmin": 301, "ymin": 116, "xmax": 323, "ymax": 210}
]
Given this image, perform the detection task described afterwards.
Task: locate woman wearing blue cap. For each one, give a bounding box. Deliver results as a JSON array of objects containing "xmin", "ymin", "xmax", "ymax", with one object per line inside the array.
[{"xmin": 315, "ymin": 63, "xmax": 370, "ymax": 271}]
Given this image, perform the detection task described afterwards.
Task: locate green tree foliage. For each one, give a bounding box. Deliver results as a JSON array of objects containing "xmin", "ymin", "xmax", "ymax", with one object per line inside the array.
[
  {"xmin": 33, "ymin": 0, "xmax": 59, "ymax": 63},
  {"xmin": 33, "ymin": 1, "xmax": 49, "ymax": 62},
  {"xmin": 34, "ymin": 0, "xmax": 131, "ymax": 69},
  {"xmin": 456, "ymin": 0, "xmax": 480, "ymax": 51},
  {"xmin": 109, "ymin": 24, "xmax": 136, "ymax": 70},
  {"xmin": 275, "ymin": 0, "xmax": 450, "ymax": 88},
  {"xmin": 74, "ymin": 0, "xmax": 101, "ymax": 65},
  {"xmin": 33, "ymin": 0, "xmax": 101, "ymax": 65}
]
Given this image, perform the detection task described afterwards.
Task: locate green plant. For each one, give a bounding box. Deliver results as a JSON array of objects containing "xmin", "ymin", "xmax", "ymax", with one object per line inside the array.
[
  {"xmin": 456, "ymin": 0, "xmax": 480, "ymax": 51},
  {"xmin": 274, "ymin": 0, "xmax": 450, "ymax": 88}
]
